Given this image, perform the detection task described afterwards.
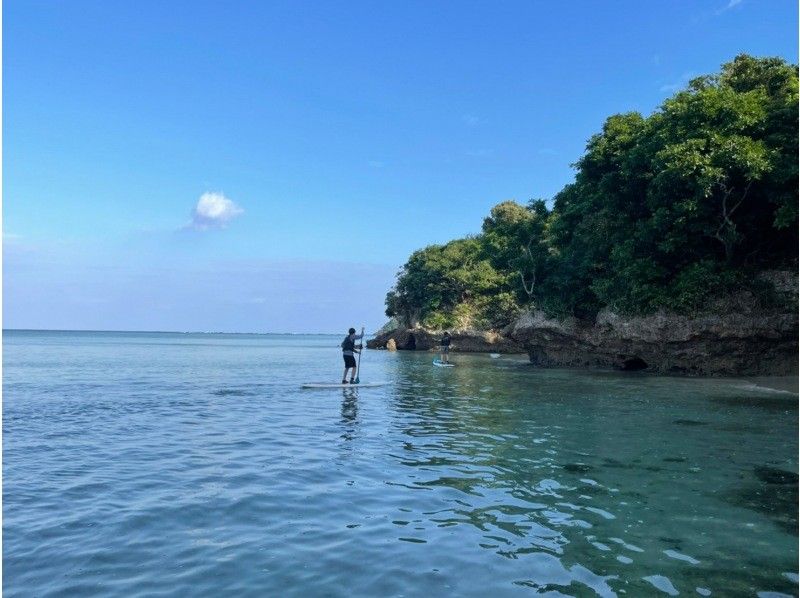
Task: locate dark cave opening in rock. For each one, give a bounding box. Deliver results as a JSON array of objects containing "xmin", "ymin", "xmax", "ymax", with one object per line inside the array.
[
  {"xmin": 622, "ymin": 357, "xmax": 648, "ymax": 371},
  {"xmin": 405, "ymin": 333, "xmax": 417, "ymax": 350}
]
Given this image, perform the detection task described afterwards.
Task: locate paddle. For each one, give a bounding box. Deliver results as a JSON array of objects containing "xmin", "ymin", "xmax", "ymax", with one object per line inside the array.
[{"xmin": 355, "ymin": 326, "xmax": 364, "ymax": 384}]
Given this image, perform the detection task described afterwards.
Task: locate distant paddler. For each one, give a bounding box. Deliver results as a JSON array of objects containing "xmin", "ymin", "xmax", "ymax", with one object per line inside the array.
[
  {"xmin": 439, "ymin": 331, "xmax": 452, "ymax": 364},
  {"xmin": 341, "ymin": 327, "xmax": 364, "ymax": 384}
]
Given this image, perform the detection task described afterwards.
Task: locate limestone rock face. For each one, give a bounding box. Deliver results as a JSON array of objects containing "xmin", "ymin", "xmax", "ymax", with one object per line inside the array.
[
  {"xmin": 369, "ymin": 271, "xmax": 797, "ymax": 376},
  {"xmin": 508, "ymin": 302, "xmax": 797, "ymax": 376},
  {"xmin": 386, "ymin": 338, "xmax": 397, "ymax": 351},
  {"xmin": 367, "ymin": 328, "xmax": 524, "ymax": 354}
]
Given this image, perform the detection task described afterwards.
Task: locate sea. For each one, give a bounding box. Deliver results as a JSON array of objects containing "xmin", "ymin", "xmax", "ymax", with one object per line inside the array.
[{"xmin": 3, "ymin": 330, "xmax": 798, "ymax": 597}]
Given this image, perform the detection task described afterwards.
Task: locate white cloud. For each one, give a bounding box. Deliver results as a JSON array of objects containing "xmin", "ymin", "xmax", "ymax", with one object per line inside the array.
[
  {"xmin": 716, "ymin": 0, "xmax": 743, "ymax": 14},
  {"xmin": 187, "ymin": 192, "xmax": 243, "ymax": 230}
]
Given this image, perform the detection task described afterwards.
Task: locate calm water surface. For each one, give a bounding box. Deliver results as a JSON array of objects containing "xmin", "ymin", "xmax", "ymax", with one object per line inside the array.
[{"xmin": 4, "ymin": 330, "xmax": 798, "ymax": 597}]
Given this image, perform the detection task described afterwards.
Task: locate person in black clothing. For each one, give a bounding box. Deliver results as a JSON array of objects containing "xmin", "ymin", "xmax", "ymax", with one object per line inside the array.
[
  {"xmin": 439, "ymin": 331, "xmax": 452, "ymax": 364},
  {"xmin": 341, "ymin": 327, "xmax": 364, "ymax": 384}
]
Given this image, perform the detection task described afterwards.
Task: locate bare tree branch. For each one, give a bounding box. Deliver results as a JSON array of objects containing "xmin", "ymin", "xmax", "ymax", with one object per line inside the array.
[{"xmin": 713, "ymin": 179, "xmax": 753, "ymax": 262}]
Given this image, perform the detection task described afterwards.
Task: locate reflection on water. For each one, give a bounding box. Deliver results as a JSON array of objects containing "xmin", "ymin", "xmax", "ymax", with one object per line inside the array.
[
  {"xmin": 340, "ymin": 389, "xmax": 359, "ymax": 441},
  {"xmin": 3, "ymin": 331, "xmax": 798, "ymax": 597}
]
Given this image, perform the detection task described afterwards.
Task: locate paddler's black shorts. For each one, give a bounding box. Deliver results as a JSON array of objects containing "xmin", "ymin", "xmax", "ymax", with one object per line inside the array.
[{"xmin": 343, "ymin": 354, "xmax": 357, "ymax": 368}]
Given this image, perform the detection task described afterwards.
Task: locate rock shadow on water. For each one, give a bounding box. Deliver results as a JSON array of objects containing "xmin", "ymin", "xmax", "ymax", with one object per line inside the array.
[
  {"xmin": 415, "ymin": 476, "xmax": 485, "ymax": 497},
  {"xmin": 710, "ymin": 395, "xmax": 799, "ymax": 412},
  {"xmin": 755, "ymin": 466, "xmax": 799, "ymax": 486},
  {"xmin": 658, "ymin": 536, "xmax": 684, "ymax": 550},
  {"xmin": 724, "ymin": 466, "xmax": 798, "ymax": 535},
  {"xmin": 563, "ymin": 463, "xmax": 593, "ymax": 474},
  {"xmin": 601, "ymin": 457, "xmax": 663, "ymax": 474}
]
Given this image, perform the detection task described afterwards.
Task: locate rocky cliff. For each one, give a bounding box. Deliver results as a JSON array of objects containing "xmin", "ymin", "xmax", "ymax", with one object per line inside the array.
[
  {"xmin": 367, "ymin": 328, "xmax": 524, "ymax": 353},
  {"xmin": 509, "ymin": 308, "xmax": 796, "ymax": 376},
  {"xmin": 509, "ymin": 271, "xmax": 798, "ymax": 376},
  {"xmin": 370, "ymin": 271, "xmax": 798, "ymax": 376}
]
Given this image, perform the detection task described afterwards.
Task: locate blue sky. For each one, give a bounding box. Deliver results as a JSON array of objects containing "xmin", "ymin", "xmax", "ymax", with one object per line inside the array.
[{"xmin": 4, "ymin": 0, "xmax": 797, "ymax": 332}]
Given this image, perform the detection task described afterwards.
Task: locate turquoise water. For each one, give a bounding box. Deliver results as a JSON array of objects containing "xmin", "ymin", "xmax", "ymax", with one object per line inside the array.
[{"xmin": 3, "ymin": 330, "xmax": 798, "ymax": 597}]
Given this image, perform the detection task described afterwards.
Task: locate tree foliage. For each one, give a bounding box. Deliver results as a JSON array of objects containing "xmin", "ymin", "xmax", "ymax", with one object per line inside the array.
[{"xmin": 386, "ymin": 55, "xmax": 798, "ymax": 327}]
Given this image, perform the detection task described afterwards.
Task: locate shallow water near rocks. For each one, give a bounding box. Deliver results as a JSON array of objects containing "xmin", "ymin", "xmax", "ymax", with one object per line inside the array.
[{"xmin": 4, "ymin": 330, "xmax": 798, "ymax": 597}]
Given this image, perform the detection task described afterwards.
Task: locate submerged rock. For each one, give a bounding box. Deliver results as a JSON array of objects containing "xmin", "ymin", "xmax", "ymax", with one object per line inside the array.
[
  {"xmin": 724, "ymin": 465, "xmax": 799, "ymax": 535},
  {"xmin": 563, "ymin": 463, "xmax": 593, "ymax": 474},
  {"xmin": 754, "ymin": 466, "xmax": 799, "ymax": 486}
]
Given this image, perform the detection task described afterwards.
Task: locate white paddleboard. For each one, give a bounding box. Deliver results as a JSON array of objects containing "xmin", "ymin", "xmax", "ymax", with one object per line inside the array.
[
  {"xmin": 302, "ymin": 382, "xmax": 388, "ymax": 389},
  {"xmin": 489, "ymin": 353, "xmax": 501, "ymax": 358},
  {"xmin": 433, "ymin": 359, "xmax": 455, "ymax": 367}
]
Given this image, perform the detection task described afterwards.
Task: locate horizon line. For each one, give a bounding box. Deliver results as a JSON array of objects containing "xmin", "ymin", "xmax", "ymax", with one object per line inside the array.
[{"xmin": 2, "ymin": 328, "xmax": 361, "ymax": 336}]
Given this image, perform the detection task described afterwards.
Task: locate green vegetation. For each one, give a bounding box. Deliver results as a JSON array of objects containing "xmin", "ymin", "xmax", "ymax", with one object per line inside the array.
[{"xmin": 386, "ymin": 55, "xmax": 798, "ymax": 329}]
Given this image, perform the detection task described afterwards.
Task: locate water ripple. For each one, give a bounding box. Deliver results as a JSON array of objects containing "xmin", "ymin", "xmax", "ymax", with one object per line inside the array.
[{"xmin": 4, "ymin": 331, "xmax": 798, "ymax": 596}]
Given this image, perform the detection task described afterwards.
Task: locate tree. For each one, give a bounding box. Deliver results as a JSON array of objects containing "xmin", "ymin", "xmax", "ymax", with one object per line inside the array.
[
  {"xmin": 385, "ymin": 54, "xmax": 798, "ymax": 325},
  {"xmin": 548, "ymin": 54, "xmax": 798, "ymax": 314},
  {"xmin": 481, "ymin": 200, "xmax": 551, "ymax": 301},
  {"xmin": 385, "ymin": 238, "xmax": 504, "ymax": 328}
]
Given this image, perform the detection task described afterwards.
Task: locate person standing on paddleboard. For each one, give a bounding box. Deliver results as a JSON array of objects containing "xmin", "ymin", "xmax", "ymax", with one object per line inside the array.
[
  {"xmin": 341, "ymin": 327, "xmax": 364, "ymax": 384},
  {"xmin": 439, "ymin": 331, "xmax": 452, "ymax": 364}
]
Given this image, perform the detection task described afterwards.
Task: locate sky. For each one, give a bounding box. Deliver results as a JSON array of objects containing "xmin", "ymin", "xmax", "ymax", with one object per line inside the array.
[{"xmin": 4, "ymin": 0, "xmax": 798, "ymax": 333}]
